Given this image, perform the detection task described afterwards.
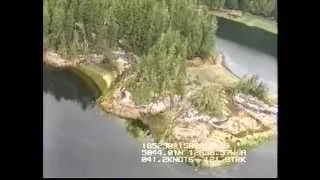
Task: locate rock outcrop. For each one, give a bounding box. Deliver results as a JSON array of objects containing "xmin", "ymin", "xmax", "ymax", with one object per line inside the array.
[
  {"xmin": 163, "ymin": 92, "xmax": 277, "ymax": 168},
  {"xmin": 105, "ymin": 85, "xmax": 277, "ymax": 136},
  {"xmin": 176, "ymin": 93, "xmax": 276, "ymax": 132},
  {"xmin": 44, "ymin": 52, "xmax": 75, "ymax": 68},
  {"xmin": 101, "ymin": 88, "xmax": 183, "ymax": 120},
  {"xmin": 44, "ymin": 48, "xmax": 136, "ymax": 69},
  {"xmin": 79, "ymin": 54, "xmax": 104, "ymax": 64},
  {"xmin": 223, "ymin": 9, "xmax": 243, "ymax": 17},
  {"xmin": 233, "ymin": 93, "xmax": 277, "ymax": 129}
]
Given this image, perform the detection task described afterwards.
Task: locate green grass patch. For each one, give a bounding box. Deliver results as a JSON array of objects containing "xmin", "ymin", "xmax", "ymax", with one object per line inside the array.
[{"xmin": 186, "ymin": 65, "xmax": 238, "ymax": 87}]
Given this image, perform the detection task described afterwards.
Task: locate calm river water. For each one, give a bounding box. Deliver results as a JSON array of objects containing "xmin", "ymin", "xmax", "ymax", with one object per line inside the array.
[{"xmin": 43, "ymin": 18, "xmax": 277, "ymax": 178}]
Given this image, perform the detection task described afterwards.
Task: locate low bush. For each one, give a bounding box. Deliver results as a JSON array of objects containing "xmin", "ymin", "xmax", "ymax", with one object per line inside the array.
[
  {"xmin": 235, "ymin": 74, "xmax": 269, "ymax": 103},
  {"xmin": 191, "ymin": 85, "xmax": 225, "ymax": 117}
]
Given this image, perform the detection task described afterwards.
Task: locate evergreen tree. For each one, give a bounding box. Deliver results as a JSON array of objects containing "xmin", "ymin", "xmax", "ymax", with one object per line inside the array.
[
  {"xmin": 43, "ymin": 0, "xmax": 49, "ymax": 44},
  {"xmin": 225, "ymin": 0, "xmax": 239, "ymax": 9},
  {"xmin": 273, "ymin": 0, "xmax": 277, "ymax": 20},
  {"xmin": 199, "ymin": 0, "xmax": 226, "ymax": 9},
  {"xmin": 49, "ymin": 0, "xmax": 67, "ymax": 53},
  {"xmin": 167, "ymin": 0, "xmax": 216, "ymax": 59},
  {"xmin": 199, "ymin": 12, "xmax": 217, "ymax": 58},
  {"xmin": 127, "ymin": 29, "xmax": 187, "ymax": 104},
  {"xmin": 44, "ymin": 0, "xmax": 216, "ymax": 59}
]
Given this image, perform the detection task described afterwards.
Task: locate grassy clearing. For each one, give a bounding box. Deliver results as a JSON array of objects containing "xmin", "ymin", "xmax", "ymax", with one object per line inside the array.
[
  {"xmin": 187, "ymin": 64, "xmax": 236, "ymax": 118},
  {"xmin": 186, "ymin": 63, "xmax": 238, "ymax": 87},
  {"xmin": 208, "ymin": 10, "xmax": 277, "ymax": 34}
]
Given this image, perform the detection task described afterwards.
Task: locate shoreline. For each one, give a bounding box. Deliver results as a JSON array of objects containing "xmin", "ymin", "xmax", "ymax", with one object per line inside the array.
[
  {"xmin": 208, "ymin": 9, "xmax": 277, "ymax": 35},
  {"xmin": 219, "ymin": 52, "xmax": 240, "ymax": 79},
  {"xmin": 43, "ymin": 51, "xmax": 277, "ymax": 168}
]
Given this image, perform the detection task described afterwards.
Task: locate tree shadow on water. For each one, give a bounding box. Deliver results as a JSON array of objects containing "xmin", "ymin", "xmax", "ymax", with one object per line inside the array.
[{"xmin": 43, "ymin": 65, "xmax": 99, "ymax": 110}]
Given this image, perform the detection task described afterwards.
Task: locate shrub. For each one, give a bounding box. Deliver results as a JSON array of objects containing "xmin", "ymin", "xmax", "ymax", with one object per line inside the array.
[
  {"xmin": 235, "ymin": 74, "xmax": 269, "ymax": 103},
  {"xmin": 191, "ymin": 86, "xmax": 225, "ymax": 117}
]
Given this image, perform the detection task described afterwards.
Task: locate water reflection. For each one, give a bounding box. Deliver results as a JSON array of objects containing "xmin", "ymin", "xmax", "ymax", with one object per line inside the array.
[{"xmin": 43, "ymin": 65, "xmax": 98, "ymax": 110}]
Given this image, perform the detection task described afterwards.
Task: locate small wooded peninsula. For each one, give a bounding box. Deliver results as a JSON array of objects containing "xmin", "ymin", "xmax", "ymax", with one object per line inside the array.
[{"xmin": 44, "ymin": 0, "xmax": 277, "ymax": 168}]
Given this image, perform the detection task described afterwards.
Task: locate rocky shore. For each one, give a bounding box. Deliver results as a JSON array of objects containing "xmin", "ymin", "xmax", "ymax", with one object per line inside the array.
[
  {"xmin": 44, "ymin": 49, "xmax": 277, "ymax": 168},
  {"xmin": 99, "ymin": 79, "xmax": 277, "ymax": 168},
  {"xmin": 166, "ymin": 92, "xmax": 276, "ymax": 167},
  {"xmin": 44, "ymin": 52, "xmax": 76, "ymax": 68},
  {"xmin": 44, "ymin": 49, "xmax": 133, "ymax": 71}
]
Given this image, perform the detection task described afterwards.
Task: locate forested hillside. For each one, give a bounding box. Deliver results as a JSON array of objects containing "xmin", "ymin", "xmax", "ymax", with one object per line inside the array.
[
  {"xmin": 44, "ymin": 0, "xmax": 218, "ymax": 104},
  {"xmin": 44, "ymin": 0, "xmax": 217, "ymax": 59}
]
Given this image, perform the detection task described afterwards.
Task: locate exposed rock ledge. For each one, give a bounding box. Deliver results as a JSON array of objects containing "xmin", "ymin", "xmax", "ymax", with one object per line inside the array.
[
  {"xmin": 100, "ymin": 88, "xmax": 182, "ymax": 122},
  {"xmin": 100, "ymin": 87, "xmax": 277, "ymax": 168},
  {"xmin": 44, "ymin": 50, "xmax": 135, "ymax": 71},
  {"xmin": 101, "ymin": 82, "xmax": 277, "ymax": 126},
  {"xmin": 44, "ymin": 52, "xmax": 76, "ymax": 68},
  {"xmin": 233, "ymin": 93, "xmax": 277, "ymax": 129},
  {"xmin": 165, "ymin": 93, "xmax": 276, "ymax": 168},
  {"xmin": 44, "ymin": 51, "xmax": 105, "ymax": 67},
  {"xmin": 101, "ymin": 85, "xmax": 277, "ymax": 137},
  {"xmin": 170, "ymin": 92, "xmax": 277, "ymax": 137}
]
